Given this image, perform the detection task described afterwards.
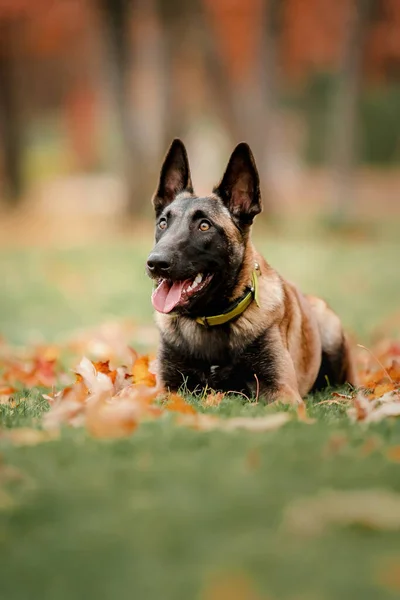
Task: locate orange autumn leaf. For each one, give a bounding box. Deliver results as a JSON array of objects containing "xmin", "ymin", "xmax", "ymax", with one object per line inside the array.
[
  {"xmin": 370, "ymin": 381, "xmax": 397, "ymax": 399},
  {"xmin": 203, "ymin": 391, "xmax": 225, "ymax": 407},
  {"xmin": 0, "ymin": 385, "xmax": 16, "ymax": 405},
  {"xmin": 166, "ymin": 393, "xmax": 197, "ymax": 415},
  {"xmin": 85, "ymin": 401, "xmax": 140, "ymax": 439},
  {"xmin": 92, "ymin": 360, "xmax": 117, "ymax": 383},
  {"xmin": 2, "ymin": 357, "xmax": 58, "ymax": 388},
  {"xmin": 85, "ymin": 384, "xmax": 162, "ymax": 439},
  {"xmin": 132, "ymin": 355, "xmax": 156, "ymax": 387}
]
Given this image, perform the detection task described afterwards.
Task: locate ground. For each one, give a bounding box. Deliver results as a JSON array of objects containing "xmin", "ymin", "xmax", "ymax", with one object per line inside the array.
[{"xmin": 1, "ymin": 223, "xmax": 400, "ymax": 600}]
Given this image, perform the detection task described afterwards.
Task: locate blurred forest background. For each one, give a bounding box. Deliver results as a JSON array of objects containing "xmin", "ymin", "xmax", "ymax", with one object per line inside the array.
[{"xmin": 0, "ymin": 0, "xmax": 400, "ymax": 245}]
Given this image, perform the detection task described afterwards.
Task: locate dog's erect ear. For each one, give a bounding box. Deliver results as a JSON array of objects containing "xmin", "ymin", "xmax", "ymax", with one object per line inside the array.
[
  {"xmin": 213, "ymin": 143, "xmax": 262, "ymax": 224},
  {"xmin": 153, "ymin": 139, "xmax": 193, "ymax": 214}
]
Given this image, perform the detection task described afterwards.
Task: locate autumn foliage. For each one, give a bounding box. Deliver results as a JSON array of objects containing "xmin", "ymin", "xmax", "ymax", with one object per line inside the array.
[{"xmin": 1, "ymin": 328, "xmax": 400, "ymax": 441}]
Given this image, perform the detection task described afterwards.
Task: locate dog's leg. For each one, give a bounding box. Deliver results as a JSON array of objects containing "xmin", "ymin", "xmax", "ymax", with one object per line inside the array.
[
  {"xmin": 257, "ymin": 329, "xmax": 305, "ymax": 405},
  {"xmin": 271, "ymin": 383, "xmax": 304, "ymax": 406},
  {"xmin": 307, "ymin": 296, "xmax": 357, "ymax": 391}
]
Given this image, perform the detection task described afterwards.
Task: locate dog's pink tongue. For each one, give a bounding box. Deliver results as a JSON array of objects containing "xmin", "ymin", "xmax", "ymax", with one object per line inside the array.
[{"xmin": 151, "ymin": 280, "xmax": 187, "ymax": 313}]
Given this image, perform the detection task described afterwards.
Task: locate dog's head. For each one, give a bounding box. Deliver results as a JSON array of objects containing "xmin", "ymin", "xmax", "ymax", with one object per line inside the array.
[{"xmin": 147, "ymin": 139, "xmax": 262, "ymax": 315}]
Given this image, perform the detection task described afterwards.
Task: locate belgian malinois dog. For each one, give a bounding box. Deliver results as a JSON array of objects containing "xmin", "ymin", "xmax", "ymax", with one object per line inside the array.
[{"xmin": 146, "ymin": 139, "xmax": 356, "ymax": 404}]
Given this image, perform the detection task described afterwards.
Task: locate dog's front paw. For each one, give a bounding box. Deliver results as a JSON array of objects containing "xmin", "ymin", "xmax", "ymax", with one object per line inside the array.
[{"xmin": 272, "ymin": 384, "xmax": 304, "ymax": 406}]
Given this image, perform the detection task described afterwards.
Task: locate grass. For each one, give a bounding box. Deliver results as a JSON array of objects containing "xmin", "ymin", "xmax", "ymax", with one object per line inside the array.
[{"xmin": 1, "ymin": 224, "xmax": 400, "ymax": 600}]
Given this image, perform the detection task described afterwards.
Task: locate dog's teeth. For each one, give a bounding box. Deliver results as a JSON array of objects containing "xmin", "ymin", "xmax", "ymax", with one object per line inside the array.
[{"xmin": 194, "ymin": 273, "xmax": 203, "ymax": 284}]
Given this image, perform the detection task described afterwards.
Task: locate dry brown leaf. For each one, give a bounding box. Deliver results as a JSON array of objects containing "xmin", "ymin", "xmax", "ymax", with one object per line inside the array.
[
  {"xmin": 282, "ymin": 489, "xmax": 400, "ymax": 536},
  {"xmin": 1, "ymin": 427, "xmax": 59, "ymax": 446}
]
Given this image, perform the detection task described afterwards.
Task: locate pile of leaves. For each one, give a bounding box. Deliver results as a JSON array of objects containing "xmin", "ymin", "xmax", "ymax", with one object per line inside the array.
[
  {"xmin": 349, "ymin": 341, "xmax": 400, "ymax": 423},
  {"xmin": 1, "ymin": 327, "xmax": 400, "ymax": 440}
]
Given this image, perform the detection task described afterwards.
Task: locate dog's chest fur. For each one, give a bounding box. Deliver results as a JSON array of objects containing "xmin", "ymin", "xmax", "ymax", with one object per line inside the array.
[{"xmin": 158, "ymin": 323, "xmax": 277, "ymax": 395}]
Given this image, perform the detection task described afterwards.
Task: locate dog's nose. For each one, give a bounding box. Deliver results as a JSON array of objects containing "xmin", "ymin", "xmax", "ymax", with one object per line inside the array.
[{"xmin": 147, "ymin": 253, "xmax": 172, "ymax": 274}]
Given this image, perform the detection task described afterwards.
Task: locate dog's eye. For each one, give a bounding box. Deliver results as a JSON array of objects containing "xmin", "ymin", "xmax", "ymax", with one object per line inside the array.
[
  {"xmin": 199, "ymin": 220, "xmax": 211, "ymax": 232},
  {"xmin": 158, "ymin": 218, "xmax": 167, "ymax": 230}
]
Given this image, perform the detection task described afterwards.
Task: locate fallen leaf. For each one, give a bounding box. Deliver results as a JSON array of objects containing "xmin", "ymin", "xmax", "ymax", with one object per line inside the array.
[
  {"xmin": 166, "ymin": 393, "xmax": 197, "ymax": 415},
  {"xmin": 86, "ymin": 384, "xmax": 161, "ymax": 439},
  {"xmin": 364, "ymin": 401, "xmax": 400, "ymax": 423},
  {"xmin": 0, "ymin": 385, "xmax": 16, "ymax": 405},
  {"xmin": 92, "ymin": 360, "xmax": 117, "ymax": 383},
  {"xmin": 132, "ymin": 355, "xmax": 156, "ymax": 387},
  {"xmin": 203, "ymin": 391, "xmax": 225, "ymax": 407},
  {"xmin": 85, "ymin": 400, "xmax": 140, "ymax": 439},
  {"xmin": 282, "ymin": 489, "xmax": 400, "ymax": 536},
  {"xmin": 349, "ymin": 393, "xmax": 371, "ymax": 421},
  {"xmin": 1, "ymin": 357, "xmax": 58, "ymax": 388},
  {"xmin": 370, "ymin": 381, "xmax": 396, "ymax": 399}
]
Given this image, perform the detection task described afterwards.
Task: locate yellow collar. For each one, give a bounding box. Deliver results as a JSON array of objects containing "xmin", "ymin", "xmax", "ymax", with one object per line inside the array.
[{"xmin": 195, "ymin": 264, "xmax": 261, "ymax": 327}]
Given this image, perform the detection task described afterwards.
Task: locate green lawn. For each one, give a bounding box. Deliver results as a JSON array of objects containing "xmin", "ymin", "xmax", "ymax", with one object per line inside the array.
[{"xmin": 1, "ymin": 225, "xmax": 400, "ymax": 600}]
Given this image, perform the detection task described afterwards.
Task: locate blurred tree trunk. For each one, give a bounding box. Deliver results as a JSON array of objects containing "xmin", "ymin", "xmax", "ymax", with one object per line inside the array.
[
  {"xmin": 326, "ymin": 0, "xmax": 373, "ymax": 220},
  {"xmin": 154, "ymin": 0, "xmax": 188, "ymax": 151},
  {"xmin": 98, "ymin": 0, "xmax": 150, "ymax": 216},
  {"xmin": 0, "ymin": 27, "xmax": 24, "ymax": 207},
  {"xmin": 202, "ymin": 0, "xmax": 285, "ymax": 213},
  {"xmin": 259, "ymin": 0, "xmax": 284, "ymax": 214}
]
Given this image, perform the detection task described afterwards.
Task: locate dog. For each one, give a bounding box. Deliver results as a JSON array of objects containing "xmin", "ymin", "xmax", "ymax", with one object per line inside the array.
[{"xmin": 146, "ymin": 139, "xmax": 356, "ymax": 404}]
